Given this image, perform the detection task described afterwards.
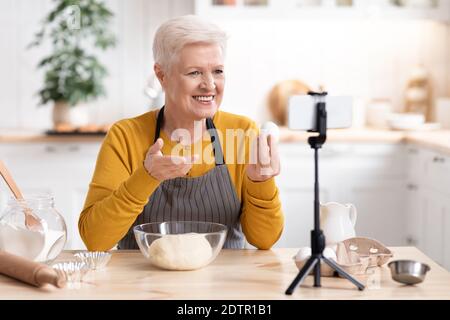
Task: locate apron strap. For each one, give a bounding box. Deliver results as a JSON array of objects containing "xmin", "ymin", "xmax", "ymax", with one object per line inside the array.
[
  {"xmin": 154, "ymin": 106, "xmax": 225, "ymax": 166},
  {"xmin": 154, "ymin": 106, "xmax": 165, "ymax": 143},
  {"xmin": 206, "ymin": 118, "xmax": 225, "ymax": 166}
]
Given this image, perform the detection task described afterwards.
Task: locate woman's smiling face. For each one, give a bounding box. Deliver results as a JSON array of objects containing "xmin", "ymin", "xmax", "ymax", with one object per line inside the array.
[{"xmin": 160, "ymin": 43, "xmax": 225, "ymax": 121}]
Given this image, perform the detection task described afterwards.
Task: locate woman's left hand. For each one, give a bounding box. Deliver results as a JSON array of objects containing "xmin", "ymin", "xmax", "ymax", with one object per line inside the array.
[{"xmin": 246, "ymin": 134, "xmax": 280, "ymax": 182}]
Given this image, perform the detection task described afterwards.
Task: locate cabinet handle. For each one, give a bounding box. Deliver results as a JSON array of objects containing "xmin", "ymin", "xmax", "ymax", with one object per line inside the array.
[
  {"xmin": 406, "ymin": 236, "xmax": 417, "ymax": 246},
  {"xmin": 45, "ymin": 146, "xmax": 56, "ymax": 153},
  {"xmin": 406, "ymin": 183, "xmax": 418, "ymax": 190},
  {"xmin": 45, "ymin": 145, "xmax": 80, "ymax": 153},
  {"xmin": 433, "ymin": 156, "xmax": 446, "ymax": 163},
  {"xmin": 68, "ymin": 145, "xmax": 80, "ymax": 152}
]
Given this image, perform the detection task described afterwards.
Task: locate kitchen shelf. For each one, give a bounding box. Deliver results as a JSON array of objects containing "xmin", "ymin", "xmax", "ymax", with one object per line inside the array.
[{"xmin": 195, "ymin": 0, "xmax": 450, "ymax": 22}]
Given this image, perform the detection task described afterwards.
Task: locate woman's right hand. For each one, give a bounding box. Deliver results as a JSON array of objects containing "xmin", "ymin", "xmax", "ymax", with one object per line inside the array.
[{"xmin": 144, "ymin": 138, "xmax": 198, "ymax": 181}]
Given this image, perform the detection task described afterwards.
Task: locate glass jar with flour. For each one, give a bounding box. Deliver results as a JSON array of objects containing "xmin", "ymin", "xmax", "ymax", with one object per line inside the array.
[{"xmin": 0, "ymin": 194, "xmax": 67, "ymax": 264}]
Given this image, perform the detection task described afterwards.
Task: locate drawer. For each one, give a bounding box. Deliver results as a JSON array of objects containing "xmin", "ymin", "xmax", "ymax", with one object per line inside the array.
[
  {"xmin": 278, "ymin": 142, "xmax": 406, "ymax": 183},
  {"xmin": 0, "ymin": 142, "xmax": 101, "ymax": 160}
]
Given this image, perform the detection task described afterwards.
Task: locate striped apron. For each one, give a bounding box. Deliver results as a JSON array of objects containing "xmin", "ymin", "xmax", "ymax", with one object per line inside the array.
[{"xmin": 118, "ymin": 107, "xmax": 244, "ymax": 249}]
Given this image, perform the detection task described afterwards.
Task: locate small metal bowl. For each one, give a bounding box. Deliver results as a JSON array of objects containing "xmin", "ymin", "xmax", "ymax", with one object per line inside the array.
[
  {"xmin": 52, "ymin": 261, "xmax": 90, "ymax": 283},
  {"xmin": 74, "ymin": 251, "xmax": 112, "ymax": 270},
  {"xmin": 388, "ymin": 260, "xmax": 430, "ymax": 285}
]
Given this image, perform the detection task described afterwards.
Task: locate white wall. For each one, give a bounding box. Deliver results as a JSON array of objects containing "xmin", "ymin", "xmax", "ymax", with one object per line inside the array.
[
  {"xmin": 0, "ymin": 0, "xmax": 194, "ymax": 129},
  {"xmin": 0, "ymin": 0, "xmax": 449, "ymax": 129},
  {"xmin": 214, "ymin": 18, "xmax": 450, "ymax": 123}
]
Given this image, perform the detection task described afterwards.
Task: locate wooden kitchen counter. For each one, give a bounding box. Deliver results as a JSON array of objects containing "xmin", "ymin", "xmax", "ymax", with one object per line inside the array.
[
  {"xmin": 1, "ymin": 127, "xmax": 449, "ymax": 154},
  {"xmin": 279, "ymin": 127, "xmax": 450, "ymax": 154},
  {"xmin": 1, "ymin": 247, "xmax": 449, "ymax": 300},
  {"xmin": 0, "ymin": 129, "xmax": 105, "ymax": 143}
]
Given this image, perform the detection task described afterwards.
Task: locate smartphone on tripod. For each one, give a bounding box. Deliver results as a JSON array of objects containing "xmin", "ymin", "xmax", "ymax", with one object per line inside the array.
[{"xmin": 288, "ymin": 95, "xmax": 353, "ymax": 131}]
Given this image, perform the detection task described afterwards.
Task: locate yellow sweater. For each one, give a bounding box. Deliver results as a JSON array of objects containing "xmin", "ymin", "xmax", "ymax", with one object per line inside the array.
[{"xmin": 78, "ymin": 109, "xmax": 284, "ymax": 250}]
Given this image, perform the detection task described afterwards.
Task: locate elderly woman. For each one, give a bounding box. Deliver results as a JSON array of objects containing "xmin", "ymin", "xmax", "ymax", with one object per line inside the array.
[{"xmin": 78, "ymin": 15, "xmax": 283, "ymax": 251}]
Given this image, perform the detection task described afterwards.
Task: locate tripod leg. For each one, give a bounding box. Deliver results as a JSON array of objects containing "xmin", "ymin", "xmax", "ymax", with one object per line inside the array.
[
  {"xmin": 285, "ymin": 256, "xmax": 319, "ymax": 295},
  {"xmin": 322, "ymin": 256, "xmax": 365, "ymax": 291},
  {"xmin": 314, "ymin": 259, "xmax": 321, "ymax": 287}
]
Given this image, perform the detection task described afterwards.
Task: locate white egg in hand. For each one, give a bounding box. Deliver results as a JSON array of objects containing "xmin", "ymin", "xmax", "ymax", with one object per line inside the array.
[{"xmin": 260, "ymin": 121, "xmax": 280, "ymax": 143}]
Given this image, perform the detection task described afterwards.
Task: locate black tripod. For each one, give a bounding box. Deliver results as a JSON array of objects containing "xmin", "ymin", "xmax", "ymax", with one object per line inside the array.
[{"xmin": 285, "ymin": 92, "xmax": 365, "ymax": 295}]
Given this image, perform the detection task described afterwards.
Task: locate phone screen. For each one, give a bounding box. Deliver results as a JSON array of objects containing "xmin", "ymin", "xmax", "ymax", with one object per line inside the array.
[{"xmin": 288, "ymin": 95, "xmax": 353, "ymax": 131}]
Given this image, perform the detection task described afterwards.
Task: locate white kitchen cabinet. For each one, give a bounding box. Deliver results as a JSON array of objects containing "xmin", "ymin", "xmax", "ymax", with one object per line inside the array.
[
  {"xmin": 329, "ymin": 143, "xmax": 408, "ymax": 247},
  {"xmin": 276, "ymin": 184, "xmax": 332, "ymax": 248},
  {"xmin": 346, "ymin": 179, "xmax": 406, "ymax": 245},
  {"xmin": 405, "ymin": 183, "xmax": 424, "ymax": 249},
  {"xmin": 405, "ymin": 146, "xmax": 426, "ymax": 184},
  {"xmin": 405, "ymin": 146, "xmax": 450, "ymax": 268},
  {"xmin": 274, "ymin": 143, "xmax": 355, "ymax": 248},
  {"xmin": 405, "ymin": 146, "xmax": 425, "ymax": 249},
  {"xmin": 275, "ymin": 142, "xmax": 407, "ymax": 248},
  {"xmin": 0, "ymin": 142, "xmax": 101, "ymax": 249},
  {"xmin": 419, "ymin": 149, "xmax": 450, "ymax": 268},
  {"xmin": 421, "ymin": 189, "xmax": 447, "ymax": 266},
  {"xmin": 423, "ymin": 149, "xmax": 450, "ymax": 193},
  {"xmin": 444, "ymin": 201, "xmax": 450, "ymax": 271}
]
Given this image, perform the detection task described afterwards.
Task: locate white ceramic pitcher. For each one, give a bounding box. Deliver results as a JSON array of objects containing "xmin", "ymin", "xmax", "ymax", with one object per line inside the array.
[{"xmin": 320, "ymin": 202, "xmax": 357, "ymax": 247}]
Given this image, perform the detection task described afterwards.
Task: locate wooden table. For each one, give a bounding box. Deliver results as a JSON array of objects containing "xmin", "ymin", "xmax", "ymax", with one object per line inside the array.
[{"xmin": 1, "ymin": 247, "xmax": 450, "ymax": 300}]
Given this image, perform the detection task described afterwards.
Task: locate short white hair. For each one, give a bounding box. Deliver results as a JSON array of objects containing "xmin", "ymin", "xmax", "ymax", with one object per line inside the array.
[{"xmin": 153, "ymin": 15, "xmax": 228, "ymax": 72}]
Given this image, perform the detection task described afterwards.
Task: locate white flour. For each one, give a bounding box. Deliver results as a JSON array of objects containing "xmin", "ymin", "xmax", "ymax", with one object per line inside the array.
[
  {"xmin": 0, "ymin": 221, "xmax": 65, "ymax": 262},
  {"xmin": 35, "ymin": 229, "xmax": 65, "ymax": 262}
]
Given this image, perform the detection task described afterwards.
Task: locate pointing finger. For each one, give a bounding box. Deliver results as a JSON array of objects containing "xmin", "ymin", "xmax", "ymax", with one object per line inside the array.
[
  {"xmin": 148, "ymin": 138, "xmax": 164, "ymax": 155},
  {"xmin": 258, "ymin": 134, "xmax": 270, "ymax": 166}
]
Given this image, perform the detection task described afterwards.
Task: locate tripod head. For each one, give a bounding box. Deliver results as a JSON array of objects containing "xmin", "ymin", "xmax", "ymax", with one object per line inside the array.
[{"xmin": 307, "ymin": 91, "xmax": 328, "ymax": 149}]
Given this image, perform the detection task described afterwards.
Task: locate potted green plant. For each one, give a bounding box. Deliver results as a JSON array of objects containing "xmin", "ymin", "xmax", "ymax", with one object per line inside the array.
[{"xmin": 29, "ymin": 0, "xmax": 116, "ymax": 129}]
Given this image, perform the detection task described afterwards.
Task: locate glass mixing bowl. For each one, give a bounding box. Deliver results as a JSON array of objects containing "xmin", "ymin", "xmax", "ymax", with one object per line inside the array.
[
  {"xmin": 133, "ymin": 221, "xmax": 227, "ymax": 271},
  {"xmin": 0, "ymin": 194, "xmax": 67, "ymax": 264}
]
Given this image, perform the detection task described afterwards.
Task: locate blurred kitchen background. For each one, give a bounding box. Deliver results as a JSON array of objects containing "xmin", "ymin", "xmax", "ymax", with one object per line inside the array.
[{"xmin": 1, "ymin": 1, "xmax": 450, "ymax": 268}]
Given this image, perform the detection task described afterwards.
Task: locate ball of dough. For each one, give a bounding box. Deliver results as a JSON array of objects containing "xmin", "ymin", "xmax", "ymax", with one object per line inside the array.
[
  {"xmin": 148, "ymin": 233, "xmax": 213, "ymax": 270},
  {"xmin": 260, "ymin": 121, "xmax": 280, "ymax": 143}
]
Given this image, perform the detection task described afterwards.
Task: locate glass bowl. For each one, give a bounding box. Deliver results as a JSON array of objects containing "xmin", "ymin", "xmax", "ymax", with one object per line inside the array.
[
  {"xmin": 133, "ymin": 221, "xmax": 227, "ymax": 271},
  {"xmin": 74, "ymin": 251, "xmax": 112, "ymax": 270},
  {"xmin": 52, "ymin": 261, "xmax": 90, "ymax": 283}
]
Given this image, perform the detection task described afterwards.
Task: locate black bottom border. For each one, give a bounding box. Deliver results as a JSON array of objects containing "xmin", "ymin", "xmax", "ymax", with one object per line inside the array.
[{"xmin": 1, "ymin": 300, "xmax": 449, "ymax": 318}]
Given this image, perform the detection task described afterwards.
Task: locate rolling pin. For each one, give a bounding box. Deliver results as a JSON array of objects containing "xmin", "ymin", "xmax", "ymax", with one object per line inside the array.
[{"xmin": 0, "ymin": 250, "xmax": 66, "ymax": 288}]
